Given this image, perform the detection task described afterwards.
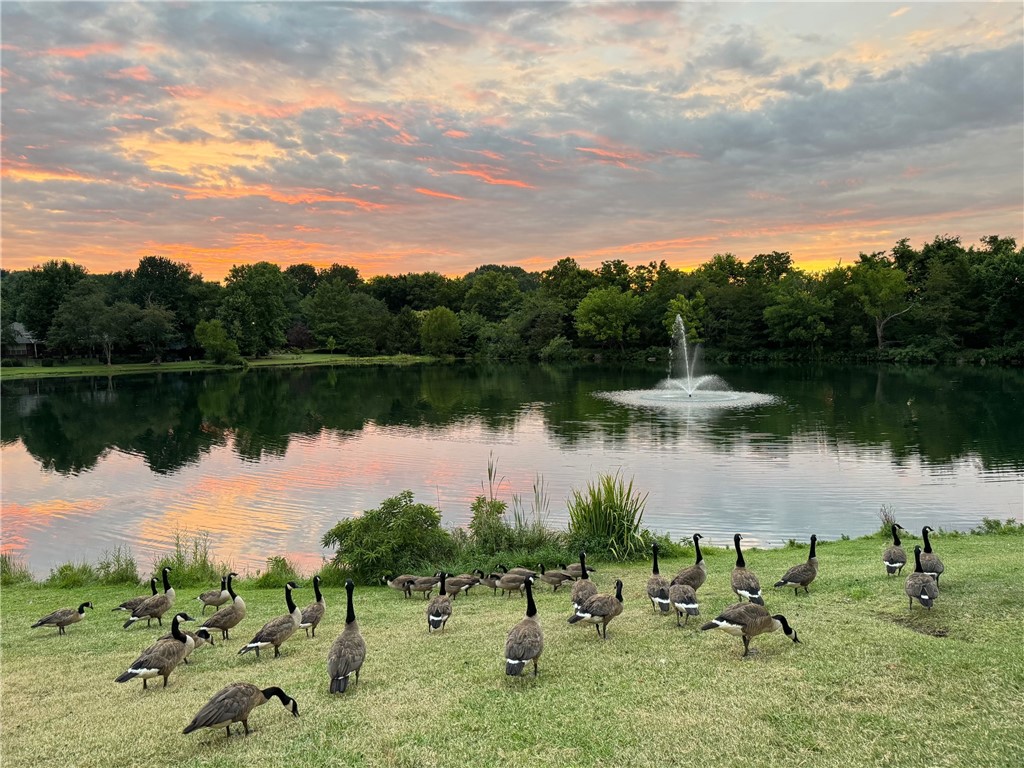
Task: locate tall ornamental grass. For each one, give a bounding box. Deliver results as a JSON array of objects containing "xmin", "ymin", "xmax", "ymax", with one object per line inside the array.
[{"xmin": 566, "ymin": 471, "xmax": 648, "ymax": 560}]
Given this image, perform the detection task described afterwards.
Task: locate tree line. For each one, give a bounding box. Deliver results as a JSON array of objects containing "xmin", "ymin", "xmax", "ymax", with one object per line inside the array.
[{"xmin": 1, "ymin": 233, "xmax": 1021, "ymax": 365}]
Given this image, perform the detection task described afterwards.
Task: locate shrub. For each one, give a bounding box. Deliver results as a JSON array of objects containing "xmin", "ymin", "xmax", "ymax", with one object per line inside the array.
[
  {"xmin": 95, "ymin": 546, "xmax": 139, "ymax": 585},
  {"xmin": 566, "ymin": 471, "xmax": 648, "ymax": 560},
  {"xmin": 971, "ymin": 517, "xmax": 1024, "ymax": 535},
  {"xmin": 316, "ymin": 560, "xmax": 348, "ymax": 588},
  {"xmin": 152, "ymin": 530, "xmax": 227, "ymax": 587},
  {"xmin": 876, "ymin": 504, "xmax": 899, "ymax": 535},
  {"xmin": 321, "ymin": 491, "xmax": 454, "ymax": 585},
  {"xmin": 539, "ymin": 335, "xmax": 574, "ymax": 362},
  {"xmin": 1, "ymin": 552, "xmax": 33, "ymax": 585},
  {"xmin": 469, "ymin": 496, "xmax": 512, "ymax": 553},
  {"xmin": 252, "ymin": 556, "xmax": 301, "ymax": 589},
  {"xmin": 46, "ymin": 561, "xmax": 96, "ymax": 588}
]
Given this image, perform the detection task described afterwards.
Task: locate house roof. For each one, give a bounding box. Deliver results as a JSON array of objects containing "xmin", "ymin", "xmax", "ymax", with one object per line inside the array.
[{"xmin": 8, "ymin": 322, "xmax": 37, "ymax": 344}]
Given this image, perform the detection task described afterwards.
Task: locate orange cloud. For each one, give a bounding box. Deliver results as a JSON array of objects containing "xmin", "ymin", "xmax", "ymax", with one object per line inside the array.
[
  {"xmin": 444, "ymin": 129, "xmax": 469, "ymax": 138},
  {"xmin": 109, "ymin": 65, "xmax": 155, "ymax": 82},
  {"xmin": 415, "ymin": 187, "xmax": 465, "ymax": 201},
  {"xmin": 42, "ymin": 42, "xmax": 122, "ymax": 59},
  {"xmin": 450, "ymin": 162, "xmax": 534, "ymax": 188}
]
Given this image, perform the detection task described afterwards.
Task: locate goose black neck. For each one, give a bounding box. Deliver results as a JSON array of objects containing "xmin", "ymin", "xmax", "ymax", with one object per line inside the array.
[
  {"xmin": 149, "ymin": 578, "xmax": 158, "ymax": 595},
  {"xmin": 171, "ymin": 615, "xmax": 186, "ymax": 642},
  {"xmin": 227, "ymin": 573, "xmax": 237, "ymax": 600},
  {"xmin": 262, "ymin": 687, "xmax": 291, "ymax": 706},
  {"xmin": 913, "ymin": 546, "xmax": 924, "ymax": 573},
  {"xmin": 345, "ymin": 581, "xmax": 356, "ymax": 624},
  {"xmin": 162, "ymin": 568, "xmax": 172, "ymax": 592},
  {"xmin": 77, "ymin": 602, "xmax": 90, "ymax": 614},
  {"xmin": 891, "ymin": 525, "xmax": 902, "ymax": 546},
  {"xmin": 285, "ymin": 584, "xmax": 297, "ymax": 614},
  {"xmin": 773, "ymin": 614, "xmax": 793, "ymax": 633},
  {"xmin": 539, "ymin": 564, "xmax": 546, "ymax": 575},
  {"xmin": 922, "ymin": 528, "xmax": 933, "ymax": 553},
  {"xmin": 313, "ymin": 577, "xmax": 323, "ymax": 603},
  {"xmin": 693, "ymin": 535, "xmax": 703, "ymax": 564},
  {"xmin": 579, "ymin": 553, "xmax": 589, "ymax": 581},
  {"xmin": 525, "ymin": 578, "xmax": 537, "ymax": 618},
  {"xmin": 734, "ymin": 535, "xmax": 745, "ymax": 568},
  {"xmin": 220, "ymin": 575, "xmax": 227, "ymax": 592},
  {"xmin": 439, "ymin": 573, "xmax": 447, "ymax": 596},
  {"xmin": 651, "ymin": 545, "xmax": 660, "ymax": 576},
  {"xmin": 614, "ymin": 580, "xmax": 623, "ymax": 603},
  {"xmin": 809, "ymin": 536, "xmax": 817, "ymax": 559}
]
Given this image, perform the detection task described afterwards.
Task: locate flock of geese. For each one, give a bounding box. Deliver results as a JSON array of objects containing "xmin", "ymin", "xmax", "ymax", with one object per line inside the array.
[{"xmin": 28, "ymin": 524, "xmax": 946, "ymax": 739}]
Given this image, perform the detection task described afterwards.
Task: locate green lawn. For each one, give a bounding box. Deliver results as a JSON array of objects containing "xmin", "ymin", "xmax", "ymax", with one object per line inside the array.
[
  {"xmin": 0, "ymin": 353, "xmax": 434, "ymax": 381},
  {"xmin": 2, "ymin": 533, "xmax": 1022, "ymax": 767}
]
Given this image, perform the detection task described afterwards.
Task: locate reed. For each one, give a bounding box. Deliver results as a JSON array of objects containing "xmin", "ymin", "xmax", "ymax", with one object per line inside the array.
[
  {"xmin": 0, "ymin": 552, "xmax": 33, "ymax": 586},
  {"xmin": 566, "ymin": 471, "xmax": 648, "ymax": 560}
]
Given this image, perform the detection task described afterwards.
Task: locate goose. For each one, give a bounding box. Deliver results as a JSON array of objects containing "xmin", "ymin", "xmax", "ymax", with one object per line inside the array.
[
  {"xmin": 906, "ymin": 546, "xmax": 939, "ymax": 610},
  {"xmin": 505, "ymin": 575, "xmax": 543, "ymax": 677},
  {"xmin": 239, "ymin": 581, "xmax": 301, "ymax": 658},
  {"xmin": 159, "ymin": 626, "xmax": 215, "ymax": 664},
  {"xmin": 562, "ymin": 559, "xmax": 596, "ymax": 578},
  {"xmin": 701, "ymin": 603, "xmax": 800, "ymax": 657},
  {"xmin": 671, "ymin": 533, "xmax": 707, "ymax": 590},
  {"xmin": 328, "ymin": 579, "xmax": 366, "ymax": 694},
  {"xmin": 730, "ymin": 534, "xmax": 764, "ymax": 605},
  {"xmin": 201, "ymin": 572, "xmax": 245, "ymax": 641},
  {"xmin": 427, "ymin": 573, "xmax": 453, "ymax": 632},
  {"xmin": 774, "ymin": 534, "xmax": 819, "ymax": 595},
  {"xmin": 123, "ymin": 566, "xmax": 175, "ymax": 629},
  {"xmin": 183, "ymin": 682, "xmax": 299, "ymax": 738},
  {"xmin": 113, "ymin": 578, "xmax": 157, "ymax": 613},
  {"xmin": 31, "ymin": 601, "xmax": 93, "ymax": 635},
  {"xmin": 382, "ymin": 574, "xmax": 417, "ymax": 598},
  {"xmin": 444, "ymin": 573, "xmax": 480, "ymax": 598},
  {"xmin": 498, "ymin": 564, "xmax": 537, "ymax": 577},
  {"xmin": 496, "ymin": 570, "xmax": 527, "ymax": 597},
  {"xmin": 883, "ymin": 524, "xmax": 907, "ymax": 576},
  {"xmin": 537, "ymin": 564, "xmax": 574, "ymax": 592},
  {"xmin": 669, "ymin": 583, "xmax": 700, "ymax": 627},
  {"xmin": 115, "ymin": 612, "xmax": 196, "ymax": 688},
  {"xmin": 570, "ymin": 552, "xmax": 598, "ymax": 611},
  {"xmin": 647, "ymin": 543, "xmax": 670, "ymax": 613},
  {"xmin": 568, "ymin": 579, "xmax": 624, "ymax": 640},
  {"xmin": 475, "ymin": 569, "xmax": 502, "ymax": 595},
  {"xmin": 196, "ymin": 576, "xmax": 229, "ymax": 614},
  {"xmin": 921, "ymin": 526, "xmax": 945, "ymax": 583},
  {"xmin": 407, "ymin": 575, "xmax": 440, "ymax": 600},
  {"xmin": 299, "ymin": 575, "xmax": 326, "ymax": 638}
]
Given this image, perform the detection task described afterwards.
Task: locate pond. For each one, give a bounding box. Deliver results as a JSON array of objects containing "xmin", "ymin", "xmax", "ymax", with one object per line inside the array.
[{"xmin": 2, "ymin": 363, "xmax": 1022, "ymax": 576}]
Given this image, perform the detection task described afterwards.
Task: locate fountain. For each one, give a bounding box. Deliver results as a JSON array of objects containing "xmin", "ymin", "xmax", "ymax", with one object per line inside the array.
[{"xmin": 597, "ymin": 315, "xmax": 777, "ymax": 410}]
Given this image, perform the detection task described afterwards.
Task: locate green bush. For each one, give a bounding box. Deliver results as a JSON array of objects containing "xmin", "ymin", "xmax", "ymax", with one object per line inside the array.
[
  {"xmin": 469, "ymin": 496, "xmax": 512, "ymax": 553},
  {"xmin": 252, "ymin": 556, "xmax": 300, "ymax": 589},
  {"xmin": 567, "ymin": 471, "xmax": 648, "ymax": 560},
  {"xmin": 539, "ymin": 335, "xmax": 573, "ymax": 362},
  {"xmin": 316, "ymin": 561, "xmax": 348, "ymax": 588},
  {"xmin": 95, "ymin": 546, "xmax": 140, "ymax": 585},
  {"xmin": 153, "ymin": 531, "xmax": 227, "ymax": 587},
  {"xmin": 971, "ymin": 517, "xmax": 1024, "ymax": 535},
  {"xmin": 321, "ymin": 490, "xmax": 454, "ymax": 585},
  {"xmin": 1, "ymin": 552, "xmax": 33, "ymax": 585},
  {"xmin": 45, "ymin": 561, "xmax": 97, "ymax": 588}
]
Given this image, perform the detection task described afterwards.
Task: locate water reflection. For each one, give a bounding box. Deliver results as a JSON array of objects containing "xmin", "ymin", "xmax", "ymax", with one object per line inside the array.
[{"xmin": 2, "ymin": 363, "xmax": 1022, "ymax": 575}]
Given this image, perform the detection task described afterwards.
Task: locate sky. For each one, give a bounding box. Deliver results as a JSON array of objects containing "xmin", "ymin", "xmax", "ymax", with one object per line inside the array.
[{"xmin": 2, "ymin": 1, "xmax": 1022, "ymax": 283}]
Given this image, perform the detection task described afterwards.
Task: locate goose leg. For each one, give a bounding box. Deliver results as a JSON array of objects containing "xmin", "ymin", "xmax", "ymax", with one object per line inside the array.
[
  {"xmin": 274, "ymin": 646, "xmax": 280, "ymax": 658},
  {"xmin": 243, "ymin": 720, "xmax": 250, "ymax": 736},
  {"xmin": 533, "ymin": 658, "xmax": 539, "ymax": 677},
  {"xmin": 742, "ymin": 637, "xmax": 750, "ymax": 657},
  {"xmin": 143, "ymin": 679, "xmax": 148, "ymax": 690},
  {"xmin": 225, "ymin": 726, "xmax": 231, "ymax": 738}
]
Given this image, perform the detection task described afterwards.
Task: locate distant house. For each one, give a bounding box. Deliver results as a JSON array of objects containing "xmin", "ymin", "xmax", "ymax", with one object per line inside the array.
[{"xmin": 2, "ymin": 322, "xmax": 42, "ymax": 358}]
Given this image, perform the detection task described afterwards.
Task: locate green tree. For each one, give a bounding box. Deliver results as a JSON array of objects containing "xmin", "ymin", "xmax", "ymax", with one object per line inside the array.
[
  {"xmin": 574, "ymin": 287, "xmax": 640, "ymax": 351},
  {"xmin": 136, "ymin": 302, "xmax": 180, "ymax": 362},
  {"xmin": 763, "ymin": 272, "xmax": 833, "ymax": 350},
  {"xmin": 463, "ymin": 270, "xmax": 523, "ymax": 321},
  {"xmin": 284, "ymin": 263, "xmax": 319, "ymax": 298},
  {"xmin": 848, "ymin": 255, "xmax": 912, "ymax": 350},
  {"xmin": 19, "ymin": 260, "xmax": 89, "ymax": 340},
  {"xmin": 420, "ymin": 306, "xmax": 461, "ymax": 355},
  {"xmin": 46, "ymin": 279, "xmax": 106, "ymax": 356},
  {"xmin": 541, "ymin": 257, "xmax": 599, "ymax": 309},
  {"xmin": 665, "ymin": 292, "xmax": 708, "ymax": 344},
  {"xmin": 302, "ymin": 279, "xmax": 354, "ymax": 346},
  {"xmin": 219, "ymin": 262, "xmax": 290, "ymax": 356},
  {"xmin": 195, "ymin": 319, "xmax": 242, "ymax": 364},
  {"xmin": 94, "ymin": 301, "xmax": 142, "ymax": 365}
]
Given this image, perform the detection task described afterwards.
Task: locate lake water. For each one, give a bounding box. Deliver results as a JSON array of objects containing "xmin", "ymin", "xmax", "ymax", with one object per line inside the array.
[{"xmin": 2, "ymin": 363, "xmax": 1022, "ymax": 577}]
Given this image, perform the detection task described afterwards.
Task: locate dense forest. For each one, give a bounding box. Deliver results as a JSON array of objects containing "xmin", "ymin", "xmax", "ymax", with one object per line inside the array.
[{"xmin": 2, "ymin": 233, "xmax": 1022, "ymax": 366}]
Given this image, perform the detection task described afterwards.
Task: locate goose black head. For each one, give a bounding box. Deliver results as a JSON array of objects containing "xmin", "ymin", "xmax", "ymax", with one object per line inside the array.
[
  {"xmin": 286, "ymin": 581, "xmax": 298, "ymax": 590},
  {"xmin": 262, "ymin": 687, "xmax": 299, "ymax": 717},
  {"xmin": 196, "ymin": 627, "xmax": 214, "ymax": 646},
  {"xmin": 774, "ymin": 614, "xmax": 800, "ymax": 643},
  {"xmin": 345, "ymin": 578, "xmax": 355, "ymax": 590},
  {"xmin": 693, "ymin": 533, "xmax": 703, "ymax": 541},
  {"xmin": 78, "ymin": 602, "xmax": 93, "ymax": 613},
  {"xmin": 175, "ymin": 612, "xmax": 196, "ymax": 623}
]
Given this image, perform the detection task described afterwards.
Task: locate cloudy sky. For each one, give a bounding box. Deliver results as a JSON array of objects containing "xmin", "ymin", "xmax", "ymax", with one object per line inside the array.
[{"xmin": 2, "ymin": 1, "xmax": 1021, "ymax": 282}]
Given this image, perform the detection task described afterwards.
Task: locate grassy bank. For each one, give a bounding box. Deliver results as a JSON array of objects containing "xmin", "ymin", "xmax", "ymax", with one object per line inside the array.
[
  {"xmin": 2, "ymin": 532, "xmax": 1022, "ymax": 767},
  {"xmin": 0, "ymin": 352, "xmax": 434, "ymax": 381}
]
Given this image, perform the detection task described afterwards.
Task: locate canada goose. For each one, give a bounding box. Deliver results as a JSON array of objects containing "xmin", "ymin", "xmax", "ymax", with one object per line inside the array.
[
  {"xmin": 498, "ymin": 564, "xmax": 537, "ymax": 577},
  {"xmin": 921, "ymin": 526, "xmax": 945, "ymax": 583},
  {"xmin": 731, "ymin": 534, "xmax": 764, "ymax": 605},
  {"xmin": 671, "ymin": 533, "xmax": 707, "ymax": 590},
  {"xmin": 159, "ymin": 626, "xmax": 215, "ymax": 664},
  {"xmin": 562, "ymin": 559, "xmax": 596, "ymax": 578},
  {"xmin": 669, "ymin": 583, "xmax": 700, "ymax": 627},
  {"xmin": 496, "ymin": 570, "xmax": 527, "ymax": 597},
  {"xmin": 183, "ymin": 682, "xmax": 299, "ymax": 738},
  {"xmin": 328, "ymin": 579, "xmax": 366, "ymax": 694},
  {"xmin": 113, "ymin": 578, "xmax": 157, "ymax": 613},
  {"xmin": 700, "ymin": 603, "xmax": 800, "ymax": 657},
  {"xmin": 537, "ymin": 564, "xmax": 574, "ymax": 592},
  {"xmin": 570, "ymin": 552, "xmax": 598, "ymax": 611},
  {"xmin": 505, "ymin": 575, "xmax": 543, "ymax": 677},
  {"xmin": 774, "ymin": 535, "xmax": 819, "ymax": 596},
  {"xmin": 906, "ymin": 546, "xmax": 939, "ymax": 610},
  {"xmin": 444, "ymin": 573, "xmax": 480, "ymax": 598},
  {"xmin": 31, "ymin": 601, "xmax": 93, "ymax": 635},
  {"xmin": 196, "ymin": 576, "xmax": 229, "ymax": 614},
  {"xmin": 883, "ymin": 524, "xmax": 907, "ymax": 576},
  {"xmin": 201, "ymin": 572, "xmax": 245, "ymax": 641},
  {"xmin": 115, "ymin": 612, "xmax": 196, "ymax": 688},
  {"xmin": 299, "ymin": 575, "xmax": 326, "ymax": 638},
  {"xmin": 647, "ymin": 543, "xmax": 670, "ymax": 613},
  {"xmin": 407, "ymin": 575, "xmax": 440, "ymax": 600},
  {"xmin": 475, "ymin": 569, "xmax": 502, "ymax": 595},
  {"xmin": 382, "ymin": 574, "xmax": 417, "ymax": 598},
  {"xmin": 239, "ymin": 581, "xmax": 301, "ymax": 658},
  {"xmin": 427, "ymin": 573, "xmax": 453, "ymax": 632},
  {"xmin": 123, "ymin": 566, "xmax": 175, "ymax": 629},
  {"xmin": 569, "ymin": 579, "xmax": 624, "ymax": 639}
]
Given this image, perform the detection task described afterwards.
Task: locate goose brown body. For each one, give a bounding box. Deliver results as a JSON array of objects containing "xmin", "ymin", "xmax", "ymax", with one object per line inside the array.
[
  {"xmin": 731, "ymin": 535, "xmax": 764, "ymax": 605},
  {"xmin": 921, "ymin": 526, "xmax": 945, "ymax": 583},
  {"xmin": 197, "ymin": 576, "xmax": 229, "ymax": 614},
  {"xmin": 238, "ymin": 582, "xmax": 301, "ymax": 658},
  {"xmin": 701, "ymin": 603, "xmax": 799, "ymax": 657},
  {"xmin": 883, "ymin": 524, "xmax": 907, "ymax": 575},
  {"xmin": 408, "ymin": 575, "xmax": 440, "ymax": 599},
  {"xmin": 427, "ymin": 573, "xmax": 453, "ymax": 632},
  {"xmin": 113, "ymin": 579, "xmax": 157, "ymax": 613},
  {"xmin": 382, "ymin": 575, "xmax": 417, "ymax": 597},
  {"xmin": 115, "ymin": 612, "xmax": 195, "ymax": 688},
  {"xmin": 31, "ymin": 602, "xmax": 93, "ymax": 635},
  {"xmin": 201, "ymin": 572, "xmax": 245, "ymax": 640},
  {"xmin": 299, "ymin": 575, "xmax": 326, "ymax": 637},
  {"xmin": 906, "ymin": 546, "xmax": 939, "ymax": 609},
  {"xmin": 668, "ymin": 583, "xmax": 700, "ymax": 626},
  {"xmin": 570, "ymin": 553, "xmax": 597, "ymax": 611},
  {"xmin": 671, "ymin": 534, "xmax": 707, "ymax": 591},
  {"xmin": 537, "ymin": 564, "xmax": 574, "ymax": 592},
  {"xmin": 328, "ymin": 580, "xmax": 365, "ymax": 694},
  {"xmin": 505, "ymin": 576, "xmax": 543, "ymax": 676},
  {"xmin": 774, "ymin": 535, "xmax": 818, "ymax": 595},
  {"xmin": 183, "ymin": 683, "xmax": 299, "ymax": 737},
  {"xmin": 568, "ymin": 579, "xmax": 624, "ymax": 640},
  {"xmin": 124, "ymin": 567, "xmax": 175, "ymax": 629}
]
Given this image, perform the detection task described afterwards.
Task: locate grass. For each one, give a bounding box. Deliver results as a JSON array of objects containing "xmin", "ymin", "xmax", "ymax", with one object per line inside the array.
[
  {"xmin": 0, "ymin": 352, "xmax": 434, "ymax": 381},
  {"xmin": 2, "ymin": 532, "xmax": 1022, "ymax": 766}
]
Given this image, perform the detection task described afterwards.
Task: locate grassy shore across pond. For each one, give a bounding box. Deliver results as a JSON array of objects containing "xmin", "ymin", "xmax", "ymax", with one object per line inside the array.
[
  {"xmin": 1, "ymin": 532, "xmax": 1022, "ymax": 767},
  {"xmin": 0, "ymin": 352, "xmax": 435, "ymax": 381}
]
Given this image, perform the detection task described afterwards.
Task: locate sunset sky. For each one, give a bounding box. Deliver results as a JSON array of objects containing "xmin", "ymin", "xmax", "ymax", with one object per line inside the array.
[{"xmin": 2, "ymin": 1, "xmax": 1022, "ymax": 282}]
